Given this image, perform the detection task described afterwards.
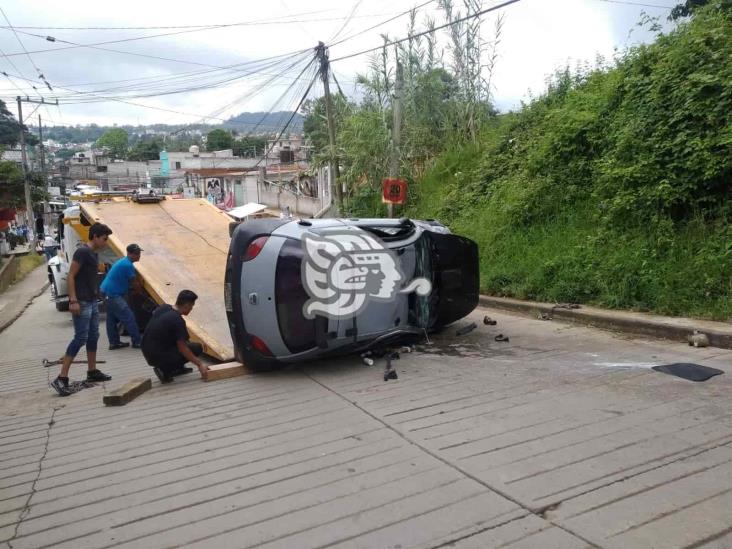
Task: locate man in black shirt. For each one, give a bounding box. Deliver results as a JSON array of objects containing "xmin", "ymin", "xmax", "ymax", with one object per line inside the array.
[
  {"xmin": 51, "ymin": 222, "xmax": 114, "ymax": 396},
  {"xmin": 142, "ymin": 289, "xmax": 207, "ymax": 383}
]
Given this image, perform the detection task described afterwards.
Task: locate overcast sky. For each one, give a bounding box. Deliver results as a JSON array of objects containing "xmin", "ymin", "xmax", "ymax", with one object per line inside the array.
[{"xmin": 0, "ymin": 0, "xmax": 678, "ymax": 127}]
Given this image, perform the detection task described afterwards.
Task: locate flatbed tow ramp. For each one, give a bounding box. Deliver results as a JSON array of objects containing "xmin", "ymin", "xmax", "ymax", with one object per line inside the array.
[{"xmin": 81, "ymin": 198, "xmax": 235, "ymax": 361}]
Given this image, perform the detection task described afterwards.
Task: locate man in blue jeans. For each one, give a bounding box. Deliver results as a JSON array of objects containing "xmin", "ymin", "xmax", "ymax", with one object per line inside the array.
[
  {"xmin": 101, "ymin": 243, "xmax": 144, "ymax": 350},
  {"xmin": 51, "ymin": 222, "xmax": 114, "ymax": 396}
]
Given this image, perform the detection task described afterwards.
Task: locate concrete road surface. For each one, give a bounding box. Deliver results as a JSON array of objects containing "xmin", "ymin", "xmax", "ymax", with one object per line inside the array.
[{"xmin": 0, "ymin": 287, "xmax": 730, "ymax": 548}]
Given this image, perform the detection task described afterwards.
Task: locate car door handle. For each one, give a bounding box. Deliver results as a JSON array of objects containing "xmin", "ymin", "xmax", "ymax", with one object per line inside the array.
[{"xmin": 248, "ymin": 292, "xmax": 258, "ymax": 305}]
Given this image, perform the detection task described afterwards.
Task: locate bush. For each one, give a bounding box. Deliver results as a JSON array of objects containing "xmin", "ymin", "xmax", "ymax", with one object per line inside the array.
[{"xmin": 410, "ymin": 3, "xmax": 732, "ymax": 320}]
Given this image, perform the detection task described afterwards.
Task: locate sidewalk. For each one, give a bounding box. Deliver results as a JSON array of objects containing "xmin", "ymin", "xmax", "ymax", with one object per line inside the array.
[
  {"xmin": 480, "ymin": 295, "xmax": 732, "ymax": 349},
  {"xmin": 0, "ymin": 264, "xmax": 49, "ymax": 334}
]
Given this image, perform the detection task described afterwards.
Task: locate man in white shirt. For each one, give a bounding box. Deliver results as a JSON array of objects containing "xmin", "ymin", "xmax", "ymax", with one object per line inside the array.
[{"xmin": 43, "ymin": 233, "xmax": 58, "ymax": 261}]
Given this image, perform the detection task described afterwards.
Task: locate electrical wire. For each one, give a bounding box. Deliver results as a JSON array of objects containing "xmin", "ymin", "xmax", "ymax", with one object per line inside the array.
[
  {"xmin": 53, "ymin": 53, "xmax": 312, "ymax": 102},
  {"xmin": 2, "ymin": 11, "xmax": 333, "ymax": 58},
  {"xmin": 252, "ymin": 70, "xmax": 320, "ymax": 169},
  {"xmin": 329, "ymin": 0, "xmax": 365, "ymax": 44},
  {"xmin": 0, "ymin": 6, "xmax": 54, "ymax": 94},
  {"xmin": 0, "ymin": 25, "xmax": 311, "ymax": 73},
  {"xmin": 597, "ymin": 0, "xmax": 674, "ymax": 8},
  {"xmin": 331, "ymin": 0, "xmax": 521, "ymax": 62},
  {"xmin": 329, "ymin": 0, "xmax": 437, "ymax": 47},
  {"xmin": 2, "ymin": 11, "xmax": 417, "ymax": 31}
]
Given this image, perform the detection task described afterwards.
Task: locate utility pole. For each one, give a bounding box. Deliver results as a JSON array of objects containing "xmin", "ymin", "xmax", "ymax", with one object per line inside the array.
[
  {"xmin": 16, "ymin": 96, "xmax": 57, "ymax": 226},
  {"xmin": 316, "ymin": 42, "xmax": 342, "ymax": 213},
  {"xmin": 388, "ymin": 59, "xmax": 404, "ymax": 218},
  {"xmin": 38, "ymin": 114, "xmax": 46, "ymax": 176},
  {"xmin": 16, "ymin": 97, "xmax": 33, "ymax": 227}
]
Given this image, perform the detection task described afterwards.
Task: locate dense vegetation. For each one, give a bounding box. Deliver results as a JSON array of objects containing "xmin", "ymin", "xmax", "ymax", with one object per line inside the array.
[
  {"xmin": 409, "ymin": 4, "xmax": 731, "ymax": 319},
  {"xmin": 305, "ymin": 1, "xmax": 731, "ymax": 319}
]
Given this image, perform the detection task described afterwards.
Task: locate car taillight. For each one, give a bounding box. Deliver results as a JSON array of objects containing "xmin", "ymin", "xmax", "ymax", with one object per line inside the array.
[
  {"xmin": 243, "ymin": 236, "xmax": 268, "ymax": 262},
  {"xmin": 251, "ymin": 335, "xmax": 273, "ymax": 357}
]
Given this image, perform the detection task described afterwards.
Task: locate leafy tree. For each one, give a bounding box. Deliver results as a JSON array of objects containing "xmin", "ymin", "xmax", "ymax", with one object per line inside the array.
[
  {"xmin": 54, "ymin": 148, "xmax": 83, "ymax": 161},
  {"xmin": 95, "ymin": 128, "xmax": 128, "ymax": 159},
  {"xmin": 128, "ymin": 139, "xmax": 162, "ymax": 161},
  {"xmin": 206, "ymin": 129, "xmax": 233, "ymax": 151},
  {"xmin": 0, "ymin": 161, "xmax": 46, "ymax": 209},
  {"xmin": 0, "ymin": 99, "xmax": 23, "ymax": 147},
  {"xmin": 301, "ymin": 95, "xmax": 350, "ymax": 166},
  {"xmin": 233, "ymin": 136, "xmax": 266, "ymax": 157}
]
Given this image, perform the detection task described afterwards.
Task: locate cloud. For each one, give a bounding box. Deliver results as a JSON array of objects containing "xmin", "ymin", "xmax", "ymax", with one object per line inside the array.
[{"xmin": 0, "ymin": 0, "xmax": 677, "ymax": 125}]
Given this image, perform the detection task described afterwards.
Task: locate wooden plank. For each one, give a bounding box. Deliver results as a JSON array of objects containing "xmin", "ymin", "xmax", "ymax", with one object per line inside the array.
[
  {"xmin": 203, "ymin": 361, "xmax": 251, "ymax": 382},
  {"xmin": 81, "ymin": 198, "xmax": 235, "ymax": 361},
  {"xmin": 103, "ymin": 377, "xmax": 152, "ymax": 406}
]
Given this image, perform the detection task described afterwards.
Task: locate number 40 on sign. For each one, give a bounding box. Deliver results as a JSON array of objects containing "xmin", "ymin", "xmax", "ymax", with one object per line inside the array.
[{"xmin": 382, "ymin": 178, "xmax": 408, "ymax": 205}]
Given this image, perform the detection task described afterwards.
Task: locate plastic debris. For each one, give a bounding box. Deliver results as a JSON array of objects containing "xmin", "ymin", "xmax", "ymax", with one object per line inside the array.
[{"xmin": 456, "ymin": 322, "xmax": 477, "ymax": 336}]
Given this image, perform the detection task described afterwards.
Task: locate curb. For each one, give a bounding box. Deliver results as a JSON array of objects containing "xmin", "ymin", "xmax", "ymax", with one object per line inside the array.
[
  {"xmin": 479, "ymin": 295, "xmax": 732, "ymax": 350},
  {"xmin": 0, "ymin": 281, "xmax": 50, "ymax": 335}
]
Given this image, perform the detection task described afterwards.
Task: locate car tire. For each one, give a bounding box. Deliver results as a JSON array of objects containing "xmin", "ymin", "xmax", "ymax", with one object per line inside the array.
[{"xmin": 53, "ymin": 280, "xmax": 69, "ymax": 312}]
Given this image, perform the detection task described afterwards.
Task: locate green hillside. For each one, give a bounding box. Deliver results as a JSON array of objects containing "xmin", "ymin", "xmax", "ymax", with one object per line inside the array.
[{"xmin": 409, "ymin": 4, "xmax": 732, "ymax": 319}]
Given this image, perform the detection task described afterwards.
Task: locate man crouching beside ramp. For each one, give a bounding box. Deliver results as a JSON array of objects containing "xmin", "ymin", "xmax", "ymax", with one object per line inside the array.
[{"xmin": 141, "ymin": 290, "xmax": 207, "ymax": 383}]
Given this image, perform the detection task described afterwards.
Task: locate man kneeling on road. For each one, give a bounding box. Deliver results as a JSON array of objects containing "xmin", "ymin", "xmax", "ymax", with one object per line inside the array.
[
  {"xmin": 141, "ymin": 290, "xmax": 207, "ymax": 383},
  {"xmin": 101, "ymin": 243, "xmax": 143, "ymax": 350}
]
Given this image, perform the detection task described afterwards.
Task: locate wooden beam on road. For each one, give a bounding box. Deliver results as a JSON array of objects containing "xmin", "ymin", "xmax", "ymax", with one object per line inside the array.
[
  {"xmin": 103, "ymin": 378, "xmax": 152, "ymax": 406},
  {"xmin": 204, "ymin": 361, "xmax": 251, "ymax": 382}
]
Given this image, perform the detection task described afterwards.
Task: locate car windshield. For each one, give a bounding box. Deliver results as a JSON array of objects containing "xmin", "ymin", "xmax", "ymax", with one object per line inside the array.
[{"xmin": 275, "ymin": 239, "xmax": 317, "ymax": 353}]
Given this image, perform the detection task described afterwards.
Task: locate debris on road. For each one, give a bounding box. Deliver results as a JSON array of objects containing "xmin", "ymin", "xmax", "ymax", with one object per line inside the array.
[
  {"xmin": 652, "ymin": 362, "xmax": 723, "ymax": 382},
  {"xmin": 688, "ymin": 330, "xmax": 710, "ymax": 348},
  {"xmin": 44, "ymin": 358, "xmax": 107, "ymax": 368},
  {"xmin": 103, "ymin": 377, "xmax": 151, "ymax": 406},
  {"xmin": 483, "ymin": 316, "xmax": 497, "ymax": 325},
  {"xmin": 49, "ymin": 379, "xmax": 97, "ymax": 396},
  {"xmin": 383, "ymin": 351, "xmax": 399, "ymax": 381},
  {"xmin": 538, "ymin": 303, "xmax": 582, "ymax": 321},
  {"xmin": 494, "ymin": 334, "xmax": 510, "ymax": 343},
  {"xmin": 456, "ymin": 322, "xmax": 478, "ymax": 336}
]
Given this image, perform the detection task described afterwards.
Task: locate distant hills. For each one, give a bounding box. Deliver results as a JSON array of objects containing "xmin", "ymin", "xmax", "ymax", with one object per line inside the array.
[
  {"xmin": 43, "ymin": 111, "xmax": 304, "ymax": 145},
  {"xmin": 224, "ymin": 111, "xmax": 303, "ymax": 133}
]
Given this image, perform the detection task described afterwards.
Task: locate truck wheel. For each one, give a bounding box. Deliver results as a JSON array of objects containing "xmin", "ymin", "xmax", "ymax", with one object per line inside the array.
[{"xmin": 53, "ymin": 280, "xmax": 69, "ymax": 312}]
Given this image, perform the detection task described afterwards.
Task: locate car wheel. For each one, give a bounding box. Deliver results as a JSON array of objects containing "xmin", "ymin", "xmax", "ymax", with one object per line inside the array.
[{"xmin": 53, "ymin": 280, "xmax": 69, "ymax": 312}]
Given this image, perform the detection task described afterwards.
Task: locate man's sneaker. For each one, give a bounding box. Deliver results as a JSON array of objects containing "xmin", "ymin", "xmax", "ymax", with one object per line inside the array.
[
  {"xmin": 50, "ymin": 376, "xmax": 71, "ymax": 397},
  {"xmin": 172, "ymin": 366, "xmax": 194, "ymax": 376},
  {"xmin": 87, "ymin": 369, "xmax": 112, "ymax": 382},
  {"xmin": 109, "ymin": 342, "xmax": 130, "ymax": 350},
  {"xmin": 153, "ymin": 366, "xmax": 174, "ymax": 384}
]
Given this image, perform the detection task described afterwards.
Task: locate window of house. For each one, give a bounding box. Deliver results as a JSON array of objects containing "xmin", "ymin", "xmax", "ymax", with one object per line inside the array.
[{"xmin": 175, "ymin": 161, "xmax": 181, "ymax": 169}]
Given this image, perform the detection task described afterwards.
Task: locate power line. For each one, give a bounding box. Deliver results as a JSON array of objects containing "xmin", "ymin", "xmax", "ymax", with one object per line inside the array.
[
  {"xmin": 2, "ymin": 11, "xmax": 424, "ymax": 31},
  {"xmin": 329, "ymin": 0, "xmax": 436, "ymax": 47},
  {"xmin": 331, "ymin": 0, "xmax": 521, "ymax": 62},
  {"xmin": 597, "ymin": 0, "xmax": 674, "ymax": 8},
  {"xmin": 0, "ymin": 49, "xmax": 315, "ymax": 96},
  {"xmin": 0, "ymin": 6, "xmax": 54, "ymax": 92},
  {"xmin": 0, "ymin": 25, "xmax": 311, "ymax": 72},
  {"xmin": 328, "ymin": 0, "xmax": 365, "ymax": 44},
  {"xmin": 1, "ymin": 11, "xmax": 334, "ymax": 57},
  {"xmin": 0, "ymin": 52, "xmax": 317, "ymax": 127},
  {"xmin": 48, "ymin": 53, "xmax": 313, "ymax": 102}
]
